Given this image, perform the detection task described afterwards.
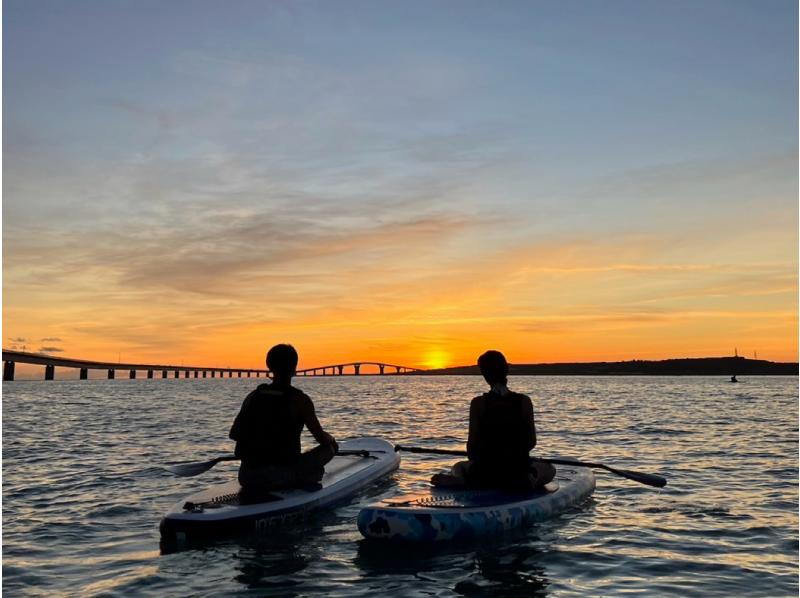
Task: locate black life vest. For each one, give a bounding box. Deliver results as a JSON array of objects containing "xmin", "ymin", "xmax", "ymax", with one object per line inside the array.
[
  {"xmin": 230, "ymin": 384, "xmax": 305, "ymax": 466},
  {"xmin": 468, "ymin": 391, "xmax": 533, "ymax": 489}
]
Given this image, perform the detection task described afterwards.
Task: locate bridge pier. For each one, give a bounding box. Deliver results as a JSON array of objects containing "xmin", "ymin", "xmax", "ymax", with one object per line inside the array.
[
  {"xmin": 194, "ymin": 371, "xmax": 199, "ymax": 378},
  {"xmin": 173, "ymin": 370, "xmax": 178, "ymax": 378},
  {"xmin": 147, "ymin": 370, "xmax": 154, "ymax": 379},
  {"xmin": 4, "ymin": 361, "xmax": 15, "ymax": 381},
  {"xmin": 354, "ymin": 364, "xmax": 360, "ymax": 375},
  {"xmin": 238, "ymin": 371, "xmax": 241, "ymax": 378},
  {"xmin": 108, "ymin": 369, "xmax": 115, "ymax": 379},
  {"xmin": 80, "ymin": 368, "xmax": 88, "ymax": 380},
  {"xmin": 185, "ymin": 370, "xmax": 190, "ymax": 378},
  {"xmin": 129, "ymin": 369, "xmax": 136, "ymax": 379},
  {"xmin": 45, "ymin": 364, "xmax": 55, "ymax": 380},
  {"xmin": 202, "ymin": 371, "xmax": 207, "ymax": 378},
  {"xmin": 337, "ymin": 365, "xmax": 343, "ymax": 375},
  {"xmin": 379, "ymin": 365, "xmax": 385, "ymax": 375},
  {"xmin": 211, "ymin": 371, "xmax": 215, "ymax": 378}
]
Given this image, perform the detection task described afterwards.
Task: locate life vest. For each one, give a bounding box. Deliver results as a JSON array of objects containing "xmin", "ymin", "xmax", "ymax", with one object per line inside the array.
[
  {"xmin": 468, "ymin": 391, "xmax": 533, "ymax": 489},
  {"xmin": 230, "ymin": 384, "xmax": 305, "ymax": 466}
]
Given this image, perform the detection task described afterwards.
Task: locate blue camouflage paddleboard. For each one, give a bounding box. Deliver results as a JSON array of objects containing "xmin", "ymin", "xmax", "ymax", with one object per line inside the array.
[{"xmin": 357, "ymin": 464, "xmax": 594, "ymax": 541}]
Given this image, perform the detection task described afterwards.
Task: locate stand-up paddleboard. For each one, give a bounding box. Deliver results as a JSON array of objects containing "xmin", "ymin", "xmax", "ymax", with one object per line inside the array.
[
  {"xmin": 160, "ymin": 437, "xmax": 399, "ymax": 541},
  {"xmin": 358, "ymin": 464, "xmax": 595, "ymax": 542}
]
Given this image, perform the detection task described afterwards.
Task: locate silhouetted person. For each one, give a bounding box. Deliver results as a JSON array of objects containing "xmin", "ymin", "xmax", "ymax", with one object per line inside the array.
[
  {"xmin": 431, "ymin": 350, "xmax": 556, "ymax": 491},
  {"xmin": 731, "ymin": 375, "xmax": 738, "ymax": 383},
  {"xmin": 230, "ymin": 344, "xmax": 338, "ymax": 493}
]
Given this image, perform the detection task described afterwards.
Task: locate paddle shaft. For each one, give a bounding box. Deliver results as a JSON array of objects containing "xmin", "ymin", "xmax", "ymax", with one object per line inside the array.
[
  {"xmin": 394, "ymin": 445, "xmax": 667, "ymax": 488},
  {"xmin": 395, "ymin": 445, "xmax": 606, "ymax": 467},
  {"xmin": 217, "ymin": 449, "xmax": 369, "ymax": 459},
  {"xmin": 168, "ymin": 449, "xmax": 373, "ymax": 477}
]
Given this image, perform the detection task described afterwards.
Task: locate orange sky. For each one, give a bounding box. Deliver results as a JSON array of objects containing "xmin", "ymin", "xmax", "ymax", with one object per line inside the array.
[
  {"xmin": 3, "ymin": 3, "xmax": 798, "ymax": 370},
  {"xmin": 4, "ymin": 222, "xmax": 798, "ymax": 370}
]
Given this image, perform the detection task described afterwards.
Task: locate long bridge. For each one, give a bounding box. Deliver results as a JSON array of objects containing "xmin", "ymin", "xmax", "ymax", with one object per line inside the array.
[{"xmin": 1, "ymin": 350, "xmax": 422, "ymax": 381}]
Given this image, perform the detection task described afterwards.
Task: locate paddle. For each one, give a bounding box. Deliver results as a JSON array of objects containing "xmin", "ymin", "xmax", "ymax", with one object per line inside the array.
[
  {"xmin": 168, "ymin": 455, "xmax": 238, "ymax": 477},
  {"xmin": 394, "ymin": 445, "xmax": 667, "ymax": 488},
  {"xmin": 168, "ymin": 450, "xmax": 373, "ymax": 477}
]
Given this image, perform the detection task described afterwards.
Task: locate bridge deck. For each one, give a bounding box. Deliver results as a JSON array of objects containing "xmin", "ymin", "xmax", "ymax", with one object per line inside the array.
[{"xmin": 2, "ymin": 350, "xmax": 421, "ymax": 381}]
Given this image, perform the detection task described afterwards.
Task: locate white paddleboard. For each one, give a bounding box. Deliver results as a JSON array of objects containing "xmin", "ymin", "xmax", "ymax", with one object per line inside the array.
[{"xmin": 160, "ymin": 437, "xmax": 399, "ymax": 541}]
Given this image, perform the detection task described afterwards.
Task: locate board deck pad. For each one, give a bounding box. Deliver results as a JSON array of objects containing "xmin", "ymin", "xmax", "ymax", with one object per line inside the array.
[{"xmin": 383, "ymin": 483, "xmax": 559, "ymax": 509}]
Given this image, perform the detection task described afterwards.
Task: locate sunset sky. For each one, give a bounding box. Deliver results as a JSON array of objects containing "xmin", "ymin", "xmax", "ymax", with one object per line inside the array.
[{"xmin": 3, "ymin": 0, "xmax": 798, "ymax": 371}]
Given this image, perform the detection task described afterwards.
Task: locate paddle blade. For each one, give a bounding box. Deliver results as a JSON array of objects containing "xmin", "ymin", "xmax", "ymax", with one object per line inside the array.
[
  {"xmin": 607, "ymin": 466, "xmax": 667, "ymax": 488},
  {"xmin": 168, "ymin": 455, "xmax": 237, "ymax": 477},
  {"xmin": 168, "ymin": 459, "xmax": 219, "ymax": 477}
]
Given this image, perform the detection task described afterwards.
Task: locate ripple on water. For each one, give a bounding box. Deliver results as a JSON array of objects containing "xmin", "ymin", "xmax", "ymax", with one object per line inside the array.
[{"xmin": 3, "ymin": 376, "xmax": 798, "ymax": 596}]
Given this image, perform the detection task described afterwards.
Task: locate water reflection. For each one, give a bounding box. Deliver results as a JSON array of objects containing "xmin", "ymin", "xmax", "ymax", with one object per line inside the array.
[
  {"xmin": 355, "ymin": 526, "xmax": 552, "ymax": 596},
  {"xmin": 3, "ymin": 376, "xmax": 797, "ymax": 596},
  {"xmin": 232, "ymin": 534, "xmax": 314, "ymax": 593},
  {"xmin": 457, "ymin": 541, "xmax": 550, "ymax": 596}
]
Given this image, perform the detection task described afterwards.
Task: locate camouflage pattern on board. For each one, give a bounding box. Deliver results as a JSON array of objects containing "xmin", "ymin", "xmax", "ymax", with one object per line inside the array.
[{"xmin": 358, "ymin": 467, "xmax": 595, "ymax": 541}]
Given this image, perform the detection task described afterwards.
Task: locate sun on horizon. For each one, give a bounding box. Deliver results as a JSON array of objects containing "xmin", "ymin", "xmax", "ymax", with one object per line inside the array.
[{"xmin": 421, "ymin": 350, "xmax": 453, "ymax": 371}]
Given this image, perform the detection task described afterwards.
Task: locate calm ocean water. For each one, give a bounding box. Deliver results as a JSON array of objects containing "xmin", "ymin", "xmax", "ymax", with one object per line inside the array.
[{"xmin": 3, "ymin": 376, "xmax": 798, "ymax": 596}]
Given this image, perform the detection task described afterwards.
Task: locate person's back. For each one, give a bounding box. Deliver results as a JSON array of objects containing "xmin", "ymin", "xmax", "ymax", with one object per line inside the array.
[
  {"xmin": 230, "ymin": 383, "xmax": 305, "ymax": 467},
  {"xmin": 466, "ymin": 388, "xmax": 535, "ymax": 489}
]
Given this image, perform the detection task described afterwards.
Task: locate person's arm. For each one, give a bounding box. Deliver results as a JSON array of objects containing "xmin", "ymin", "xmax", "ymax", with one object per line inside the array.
[
  {"xmin": 229, "ymin": 392, "xmax": 254, "ymax": 441},
  {"xmin": 466, "ymin": 396, "xmax": 483, "ymax": 460},
  {"xmin": 300, "ymin": 393, "xmax": 337, "ymax": 450},
  {"xmin": 522, "ymin": 395, "xmax": 536, "ymax": 450}
]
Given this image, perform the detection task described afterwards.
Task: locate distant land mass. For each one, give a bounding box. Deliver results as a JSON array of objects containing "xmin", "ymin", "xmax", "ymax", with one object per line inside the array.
[{"xmin": 420, "ymin": 357, "xmax": 798, "ymax": 376}]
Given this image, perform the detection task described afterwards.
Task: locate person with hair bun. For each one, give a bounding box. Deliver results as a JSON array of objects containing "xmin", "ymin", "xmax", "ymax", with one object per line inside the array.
[{"xmin": 431, "ymin": 350, "xmax": 555, "ymax": 491}]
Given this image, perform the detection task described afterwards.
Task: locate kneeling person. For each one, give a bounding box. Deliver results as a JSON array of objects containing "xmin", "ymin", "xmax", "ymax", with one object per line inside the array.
[
  {"xmin": 432, "ymin": 350, "xmax": 555, "ymax": 491},
  {"xmin": 230, "ymin": 344, "xmax": 338, "ymax": 492}
]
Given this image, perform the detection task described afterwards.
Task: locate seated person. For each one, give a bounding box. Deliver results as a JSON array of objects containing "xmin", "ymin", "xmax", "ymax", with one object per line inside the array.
[
  {"xmin": 229, "ymin": 344, "xmax": 338, "ymax": 492},
  {"xmin": 431, "ymin": 350, "xmax": 555, "ymax": 491}
]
